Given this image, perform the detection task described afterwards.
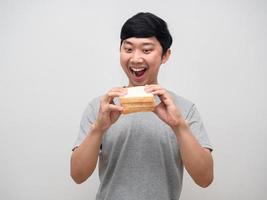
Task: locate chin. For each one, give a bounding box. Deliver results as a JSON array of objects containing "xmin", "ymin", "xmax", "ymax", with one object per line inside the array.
[{"xmin": 130, "ymin": 81, "xmax": 147, "ymax": 87}]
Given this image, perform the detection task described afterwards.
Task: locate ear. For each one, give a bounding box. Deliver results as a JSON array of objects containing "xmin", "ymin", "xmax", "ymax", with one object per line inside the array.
[{"xmin": 161, "ymin": 49, "xmax": 171, "ymax": 64}]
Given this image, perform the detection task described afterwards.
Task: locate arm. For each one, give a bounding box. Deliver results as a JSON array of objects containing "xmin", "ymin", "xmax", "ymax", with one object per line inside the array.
[
  {"xmin": 71, "ymin": 125, "xmax": 104, "ymax": 184},
  {"xmin": 70, "ymin": 87, "xmax": 127, "ymax": 184},
  {"xmin": 145, "ymin": 85, "xmax": 213, "ymax": 188},
  {"xmin": 172, "ymin": 121, "xmax": 213, "ymax": 187}
]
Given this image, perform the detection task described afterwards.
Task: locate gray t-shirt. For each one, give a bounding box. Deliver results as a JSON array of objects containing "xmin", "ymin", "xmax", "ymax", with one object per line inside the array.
[{"xmin": 74, "ymin": 92, "xmax": 212, "ymax": 200}]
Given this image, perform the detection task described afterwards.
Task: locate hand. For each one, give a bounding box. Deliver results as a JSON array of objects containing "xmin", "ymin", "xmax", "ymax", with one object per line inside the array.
[
  {"xmin": 145, "ymin": 85, "xmax": 185, "ymax": 129},
  {"xmin": 94, "ymin": 87, "xmax": 127, "ymax": 133}
]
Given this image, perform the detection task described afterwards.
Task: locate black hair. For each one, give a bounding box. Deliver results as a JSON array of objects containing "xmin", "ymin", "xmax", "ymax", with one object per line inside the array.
[{"xmin": 120, "ymin": 12, "xmax": 172, "ymax": 55}]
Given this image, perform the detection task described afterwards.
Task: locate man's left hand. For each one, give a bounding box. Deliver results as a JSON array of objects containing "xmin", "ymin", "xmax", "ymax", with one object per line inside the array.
[{"xmin": 145, "ymin": 84, "xmax": 185, "ymax": 129}]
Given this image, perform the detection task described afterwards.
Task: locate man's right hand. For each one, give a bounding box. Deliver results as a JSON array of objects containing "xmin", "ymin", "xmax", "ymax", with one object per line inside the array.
[{"xmin": 93, "ymin": 87, "xmax": 127, "ymax": 133}]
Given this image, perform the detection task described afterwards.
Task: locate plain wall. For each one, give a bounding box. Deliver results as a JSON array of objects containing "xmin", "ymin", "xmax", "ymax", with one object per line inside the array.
[{"xmin": 0, "ymin": 0, "xmax": 266, "ymax": 199}]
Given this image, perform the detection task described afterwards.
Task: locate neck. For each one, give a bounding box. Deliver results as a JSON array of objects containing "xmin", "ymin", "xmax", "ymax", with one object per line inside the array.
[{"xmin": 128, "ymin": 80, "xmax": 158, "ymax": 87}]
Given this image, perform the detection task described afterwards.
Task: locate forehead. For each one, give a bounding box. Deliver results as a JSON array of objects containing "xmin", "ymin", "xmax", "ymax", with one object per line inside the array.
[{"xmin": 122, "ymin": 37, "xmax": 160, "ymax": 46}]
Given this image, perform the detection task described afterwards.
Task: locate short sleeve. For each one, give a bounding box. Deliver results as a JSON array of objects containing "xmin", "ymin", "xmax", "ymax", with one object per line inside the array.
[
  {"xmin": 72, "ymin": 98, "xmax": 99, "ymax": 150},
  {"xmin": 186, "ymin": 105, "xmax": 213, "ymax": 151}
]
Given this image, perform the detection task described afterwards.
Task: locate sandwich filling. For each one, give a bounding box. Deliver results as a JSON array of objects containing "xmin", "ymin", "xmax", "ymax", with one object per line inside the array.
[{"xmin": 119, "ymin": 86, "xmax": 155, "ymax": 114}]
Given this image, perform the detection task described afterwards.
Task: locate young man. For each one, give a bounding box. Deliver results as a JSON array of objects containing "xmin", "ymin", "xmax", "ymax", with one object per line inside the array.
[{"xmin": 71, "ymin": 12, "xmax": 213, "ymax": 200}]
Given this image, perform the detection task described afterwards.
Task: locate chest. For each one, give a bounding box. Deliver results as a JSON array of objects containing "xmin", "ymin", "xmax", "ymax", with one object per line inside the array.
[{"xmin": 101, "ymin": 112, "xmax": 179, "ymax": 157}]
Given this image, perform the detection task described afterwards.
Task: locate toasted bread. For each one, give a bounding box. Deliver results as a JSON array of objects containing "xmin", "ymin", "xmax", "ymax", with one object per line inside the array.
[{"xmin": 119, "ymin": 86, "xmax": 156, "ymax": 114}]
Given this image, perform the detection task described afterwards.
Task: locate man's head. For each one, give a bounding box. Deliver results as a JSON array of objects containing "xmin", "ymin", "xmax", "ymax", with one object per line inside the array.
[
  {"xmin": 120, "ymin": 12, "xmax": 172, "ymax": 87},
  {"xmin": 120, "ymin": 12, "xmax": 172, "ymax": 55}
]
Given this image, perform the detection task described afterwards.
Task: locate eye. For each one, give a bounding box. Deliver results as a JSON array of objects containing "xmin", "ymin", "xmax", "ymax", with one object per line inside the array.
[
  {"xmin": 143, "ymin": 49, "xmax": 152, "ymax": 54},
  {"xmin": 124, "ymin": 47, "xmax": 133, "ymax": 53}
]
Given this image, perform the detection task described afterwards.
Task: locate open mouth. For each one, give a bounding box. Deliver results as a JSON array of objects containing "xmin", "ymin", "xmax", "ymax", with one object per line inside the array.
[{"xmin": 129, "ymin": 67, "xmax": 147, "ymax": 78}]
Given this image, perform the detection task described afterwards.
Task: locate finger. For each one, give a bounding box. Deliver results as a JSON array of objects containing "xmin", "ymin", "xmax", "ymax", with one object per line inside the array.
[
  {"xmin": 144, "ymin": 84, "xmax": 162, "ymax": 93},
  {"xmin": 109, "ymin": 87, "xmax": 128, "ymax": 94},
  {"xmin": 144, "ymin": 85, "xmax": 173, "ymax": 105},
  {"xmin": 149, "ymin": 89, "xmax": 175, "ymax": 108},
  {"xmin": 102, "ymin": 88, "xmax": 127, "ymax": 103},
  {"xmin": 99, "ymin": 103, "xmax": 123, "ymax": 115},
  {"xmin": 108, "ymin": 104, "xmax": 124, "ymax": 112},
  {"xmin": 150, "ymin": 88, "xmax": 167, "ymax": 96},
  {"xmin": 145, "ymin": 85, "xmax": 172, "ymax": 99},
  {"xmin": 108, "ymin": 87, "xmax": 128, "ymax": 104},
  {"xmin": 150, "ymin": 88, "xmax": 171, "ymax": 100},
  {"xmin": 153, "ymin": 102, "xmax": 165, "ymax": 113}
]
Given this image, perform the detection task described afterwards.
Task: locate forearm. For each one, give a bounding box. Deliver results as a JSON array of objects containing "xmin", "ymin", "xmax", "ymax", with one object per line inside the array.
[
  {"xmin": 70, "ymin": 125, "xmax": 104, "ymax": 184},
  {"xmin": 173, "ymin": 120, "xmax": 213, "ymax": 188}
]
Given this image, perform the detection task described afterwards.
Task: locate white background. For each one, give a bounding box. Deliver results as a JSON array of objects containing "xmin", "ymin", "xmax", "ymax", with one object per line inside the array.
[{"xmin": 0, "ymin": 0, "xmax": 266, "ymax": 199}]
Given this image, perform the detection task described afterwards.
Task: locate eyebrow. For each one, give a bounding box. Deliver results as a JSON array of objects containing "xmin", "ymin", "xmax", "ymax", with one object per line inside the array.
[{"xmin": 123, "ymin": 40, "xmax": 155, "ymax": 47}]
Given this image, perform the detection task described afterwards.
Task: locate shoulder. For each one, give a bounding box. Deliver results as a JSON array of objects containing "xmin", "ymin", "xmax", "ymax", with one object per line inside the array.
[
  {"xmin": 89, "ymin": 96, "xmax": 101, "ymax": 107},
  {"xmin": 168, "ymin": 90, "xmax": 195, "ymax": 117},
  {"xmin": 82, "ymin": 96, "xmax": 101, "ymax": 118}
]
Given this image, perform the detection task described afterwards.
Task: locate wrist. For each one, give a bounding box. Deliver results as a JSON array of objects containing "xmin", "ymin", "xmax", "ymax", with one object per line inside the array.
[
  {"xmin": 91, "ymin": 123, "xmax": 106, "ymax": 136},
  {"xmin": 171, "ymin": 118, "xmax": 190, "ymax": 138}
]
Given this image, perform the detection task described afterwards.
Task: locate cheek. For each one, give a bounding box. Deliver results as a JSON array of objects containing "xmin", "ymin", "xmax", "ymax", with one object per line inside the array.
[
  {"xmin": 147, "ymin": 54, "xmax": 162, "ymax": 65},
  {"xmin": 120, "ymin": 54, "xmax": 130, "ymax": 74},
  {"xmin": 120, "ymin": 53, "xmax": 129, "ymax": 65}
]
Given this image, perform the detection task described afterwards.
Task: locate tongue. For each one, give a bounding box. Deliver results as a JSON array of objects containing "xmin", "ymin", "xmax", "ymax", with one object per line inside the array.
[{"xmin": 135, "ymin": 69, "xmax": 146, "ymax": 77}]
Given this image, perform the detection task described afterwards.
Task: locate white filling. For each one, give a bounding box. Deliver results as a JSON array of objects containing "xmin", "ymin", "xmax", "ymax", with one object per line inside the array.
[{"xmin": 124, "ymin": 86, "xmax": 152, "ymax": 97}]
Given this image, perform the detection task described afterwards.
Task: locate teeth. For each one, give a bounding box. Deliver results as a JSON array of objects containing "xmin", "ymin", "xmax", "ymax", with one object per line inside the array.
[{"xmin": 130, "ymin": 67, "xmax": 146, "ymax": 72}]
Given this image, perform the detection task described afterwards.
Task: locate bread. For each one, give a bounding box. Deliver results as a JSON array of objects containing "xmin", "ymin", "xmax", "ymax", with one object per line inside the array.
[{"xmin": 119, "ymin": 86, "xmax": 156, "ymax": 114}]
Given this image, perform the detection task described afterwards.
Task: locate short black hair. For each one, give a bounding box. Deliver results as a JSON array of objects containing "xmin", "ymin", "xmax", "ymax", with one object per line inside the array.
[{"xmin": 120, "ymin": 12, "xmax": 173, "ymax": 55}]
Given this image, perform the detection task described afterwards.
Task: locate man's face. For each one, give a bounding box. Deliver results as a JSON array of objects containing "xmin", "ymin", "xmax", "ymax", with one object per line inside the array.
[{"xmin": 120, "ymin": 37, "xmax": 170, "ymax": 87}]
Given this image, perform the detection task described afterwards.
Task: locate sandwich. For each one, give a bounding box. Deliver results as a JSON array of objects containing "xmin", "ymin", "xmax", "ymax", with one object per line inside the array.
[{"xmin": 119, "ymin": 86, "xmax": 156, "ymax": 114}]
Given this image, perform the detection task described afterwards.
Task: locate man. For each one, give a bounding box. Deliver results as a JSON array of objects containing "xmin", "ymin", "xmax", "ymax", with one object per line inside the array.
[{"xmin": 71, "ymin": 12, "xmax": 213, "ymax": 200}]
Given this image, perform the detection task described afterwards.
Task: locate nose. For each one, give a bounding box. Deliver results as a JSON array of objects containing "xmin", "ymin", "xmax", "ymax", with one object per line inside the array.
[{"xmin": 130, "ymin": 51, "xmax": 144, "ymax": 64}]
